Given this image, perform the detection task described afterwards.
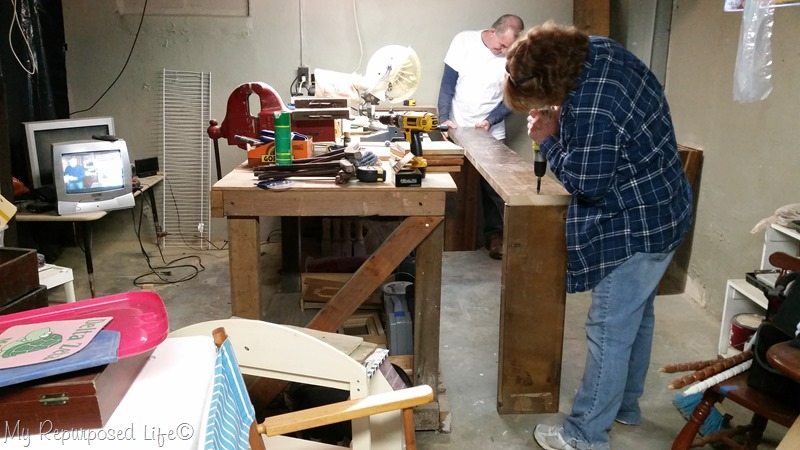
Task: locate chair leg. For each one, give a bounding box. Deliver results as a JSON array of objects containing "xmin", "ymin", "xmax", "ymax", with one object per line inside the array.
[
  {"xmin": 672, "ymin": 389, "xmax": 725, "ymax": 450},
  {"xmin": 743, "ymin": 414, "xmax": 768, "ymax": 449},
  {"xmin": 249, "ymin": 420, "xmax": 267, "ymax": 450},
  {"xmin": 403, "ymin": 408, "xmax": 417, "ymax": 450}
]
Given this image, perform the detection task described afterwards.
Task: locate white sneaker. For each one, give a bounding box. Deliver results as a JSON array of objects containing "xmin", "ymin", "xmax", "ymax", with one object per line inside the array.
[{"xmin": 533, "ymin": 424, "xmax": 578, "ymax": 450}]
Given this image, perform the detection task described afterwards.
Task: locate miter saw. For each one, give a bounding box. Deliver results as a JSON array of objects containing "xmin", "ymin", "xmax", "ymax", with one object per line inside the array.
[{"xmin": 312, "ymin": 45, "xmax": 422, "ymax": 124}]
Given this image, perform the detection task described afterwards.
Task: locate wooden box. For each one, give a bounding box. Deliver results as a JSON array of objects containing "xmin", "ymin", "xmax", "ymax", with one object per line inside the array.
[
  {"xmin": 0, "ymin": 248, "xmax": 39, "ymax": 307},
  {"xmin": 246, "ymin": 139, "xmax": 314, "ymax": 167},
  {"xmin": 0, "ymin": 285, "xmax": 47, "ymax": 316},
  {"xmin": 300, "ymin": 272, "xmax": 383, "ymax": 310},
  {"xmin": 0, "ymin": 351, "xmax": 151, "ymax": 435}
]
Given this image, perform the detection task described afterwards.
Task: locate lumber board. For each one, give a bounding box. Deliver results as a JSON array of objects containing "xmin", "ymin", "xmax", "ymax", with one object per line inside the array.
[
  {"xmin": 497, "ymin": 204, "xmax": 567, "ymax": 413},
  {"xmin": 574, "ymin": 0, "xmax": 610, "ymax": 36},
  {"xmin": 227, "ymin": 216, "xmax": 261, "ymax": 319},
  {"xmin": 413, "ymin": 219, "xmax": 444, "ymax": 392},
  {"xmin": 261, "ymin": 385, "xmax": 434, "ymax": 436},
  {"xmin": 452, "ymin": 128, "xmax": 569, "ymax": 206}
]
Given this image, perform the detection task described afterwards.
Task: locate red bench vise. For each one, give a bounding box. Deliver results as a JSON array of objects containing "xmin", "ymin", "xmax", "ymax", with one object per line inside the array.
[{"xmin": 207, "ymin": 82, "xmax": 288, "ymax": 179}]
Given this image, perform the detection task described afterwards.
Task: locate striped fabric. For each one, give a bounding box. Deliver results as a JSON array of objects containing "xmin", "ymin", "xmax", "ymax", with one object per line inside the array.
[{"xmin": 204, "ymin": 338, "xmax": 256, "ymax": 450}]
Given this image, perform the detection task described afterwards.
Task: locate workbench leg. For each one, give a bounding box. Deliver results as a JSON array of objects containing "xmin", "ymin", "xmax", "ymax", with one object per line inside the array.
[
  {"xmin": 445, "ymin": 159, "xmax": 480, "ymax": 251},
  {"xmin": 413, "ymin": 217, "xmax": 444, "ymax": 430},
  {"xmin": 497, "ymin": 204, "xmax": 567, "ymax": 414},
  {"xmin": 145, "ymin": 186, "xmax": 163, "ymax": 246},
  {"xmin": 227, "ymin": 216, "xmax": 261, "ymax": 320},
  {"xmin": 79, "ymin": 222, "xmax": 96, "ymax": 298}
]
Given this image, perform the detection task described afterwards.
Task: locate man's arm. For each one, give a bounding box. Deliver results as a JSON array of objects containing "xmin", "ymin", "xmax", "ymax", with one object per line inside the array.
[
  {"xmin": 484, "ymin": 102, "xmax": 511, "ymax": 127},
  {"xmin": 437, "ymin": 63, "xmax": 458, "ymax": 125}
]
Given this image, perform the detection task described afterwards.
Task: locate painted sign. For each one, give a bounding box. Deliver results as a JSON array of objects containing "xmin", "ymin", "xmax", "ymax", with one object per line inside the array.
[{"xmin": 0, "ymin": 317, "xmax": 113, "ymax": 369}]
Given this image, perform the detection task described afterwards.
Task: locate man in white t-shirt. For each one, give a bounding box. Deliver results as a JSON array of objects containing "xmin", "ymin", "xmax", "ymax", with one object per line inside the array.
[{"xmin": 437, "ymin": 14, "xmax": 524, "ymax": 259}]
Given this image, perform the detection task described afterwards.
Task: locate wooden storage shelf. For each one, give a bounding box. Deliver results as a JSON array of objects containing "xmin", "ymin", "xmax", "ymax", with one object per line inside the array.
[{"xmin": 718, "ymin": 222, "xmax": 800, "ymax": 357}]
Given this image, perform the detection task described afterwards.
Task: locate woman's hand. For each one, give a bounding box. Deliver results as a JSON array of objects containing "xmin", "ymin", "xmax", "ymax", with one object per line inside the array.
[{"xmin": 527, "ymin": 107, "xmax": 559, "ymax": 144}]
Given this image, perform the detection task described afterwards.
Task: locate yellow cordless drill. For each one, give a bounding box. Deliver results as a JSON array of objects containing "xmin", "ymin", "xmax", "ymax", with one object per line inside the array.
[{"xmin": 378, "ymin": 111, "xmax": 447, "ymax": 171}]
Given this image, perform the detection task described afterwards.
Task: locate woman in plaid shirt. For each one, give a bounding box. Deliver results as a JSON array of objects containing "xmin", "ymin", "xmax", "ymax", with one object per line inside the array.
[{"xmin": 504, "ymin": 22, "xmax": 693, "ymax": 450}]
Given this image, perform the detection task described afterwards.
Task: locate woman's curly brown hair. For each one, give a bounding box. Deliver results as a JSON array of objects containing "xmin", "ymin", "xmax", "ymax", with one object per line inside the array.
[{"xmin": 503, "ymin": 21, "xmax": 589, "ymax": 112}]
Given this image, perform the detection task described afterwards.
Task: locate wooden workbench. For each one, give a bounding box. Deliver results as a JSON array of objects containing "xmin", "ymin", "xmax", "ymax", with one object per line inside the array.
[
  {"xmin": 210, "ymin": 163, "xmax": 456, "ymax": 428},
  {"xmin": 450, "ymin": 128, "xmax": 571, "ymax": 414},
  {"xmin": 389, "ymin": 140, "xmax": 479, "ymax": 251}
]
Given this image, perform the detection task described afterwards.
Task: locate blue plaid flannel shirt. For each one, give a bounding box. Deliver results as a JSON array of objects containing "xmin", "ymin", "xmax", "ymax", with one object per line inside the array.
[{"xmin": 539, "ymin": 36, "xmax": 693, "ymax": 293}]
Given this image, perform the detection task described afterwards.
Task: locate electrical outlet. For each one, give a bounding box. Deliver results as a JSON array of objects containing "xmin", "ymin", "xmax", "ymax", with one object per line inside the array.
[{"xmin": 297, "ymin": 66, "xmax": 310, "ymax": 82}]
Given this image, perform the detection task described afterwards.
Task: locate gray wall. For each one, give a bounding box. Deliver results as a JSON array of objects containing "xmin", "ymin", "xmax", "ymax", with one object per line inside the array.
[
  {"xmin": 666, "ymin": 1, "xmax": 800, "ymax": 316},
  {"xmin": 60, "ymin": 0, "xmax": 571, "ymax": 238},
  {"xmin": 61, "ymin": 1, "xmax": 570, "ymax": 168}
]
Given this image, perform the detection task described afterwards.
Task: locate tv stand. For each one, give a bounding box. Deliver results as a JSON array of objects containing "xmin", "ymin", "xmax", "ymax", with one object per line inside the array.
[{"xmin": 16, "ymin": 174, "xmax": 164, "ymax": 298}]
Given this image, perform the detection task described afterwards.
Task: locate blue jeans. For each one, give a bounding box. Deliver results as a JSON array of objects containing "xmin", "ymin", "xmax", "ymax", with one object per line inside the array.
[{"xmin": 562, "ymin": 250, "xmax": 675, "ymax": 450}]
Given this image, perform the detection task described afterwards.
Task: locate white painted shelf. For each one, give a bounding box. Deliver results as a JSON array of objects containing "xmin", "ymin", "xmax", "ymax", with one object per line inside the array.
[
  {"xmin": 39, "ymin": 263, "xmax": 76, "ymax": 303},
  {"xmin": 718, "ymin": 223, "xmax": 800, "ymax": 356}
]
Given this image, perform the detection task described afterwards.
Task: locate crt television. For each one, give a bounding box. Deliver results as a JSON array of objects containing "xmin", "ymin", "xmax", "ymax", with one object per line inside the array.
[
  {"xmin": 24, "ymin": 117, "xmax": 115, "ymax": 189},
  {"xmin": 52, "ymin": 139, "xmax": 135, "ymax": 215}
]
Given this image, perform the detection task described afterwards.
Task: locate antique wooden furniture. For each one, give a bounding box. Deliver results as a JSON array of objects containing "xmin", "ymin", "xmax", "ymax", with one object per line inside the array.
[
  {"xmin": 210, "ymin": 166, "xmax": 455, "ymax": 428},
  {"xmin": 450, "ymin": 127, "xmax": 571, "ymax": 414},
  {"xmin": 674, "ymin": 252, "xmax": 800, "ymax": 449},
  {"xmin": 671, "ymin": 372, "xmax": 798, "ymax": 449}
]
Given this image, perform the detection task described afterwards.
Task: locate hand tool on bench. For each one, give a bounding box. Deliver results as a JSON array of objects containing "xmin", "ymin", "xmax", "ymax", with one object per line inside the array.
[{"xmin": 254, "ymin": 145, "xmax": 379, "ymax": 185}]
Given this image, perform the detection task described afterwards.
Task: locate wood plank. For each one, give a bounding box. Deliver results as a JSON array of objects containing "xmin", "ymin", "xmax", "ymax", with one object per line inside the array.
[
  {"xmin": 498, "ymin": 204, "xmax": 567, "ymax": 413},
  {"xmin": 452, "ymin": 128, "xmax": 570, "ymax": 206},
  {"xmin": 451, "ymin": 127, "xmax": 571, "ymax": 415},
  {"xmin": 260, "ymin": 385, "xmax": 434, "ymax": 436},
  {"xmin": 307, "ymin": 216, "xmax": 443, "ymax": 333},
  {"xmin": 338, "ymin": 312, "xmax": 385, "ymax": 338},
  {"xmin": 300, "ymin": 273, "xmax": 383, "ymax": 309},
  {"xmin": 227, "ymin": 216, "xmax": 261, "ymax": 319},
  {"xmin": 414, "ymin": 219, "xmax": 444, "ymax": 396},
  {"xmin": 220, "ymin": 189, "xmax": 448, "ymax": 217},
  {"xmin": 658, "ymin": 145, "xmax": 704, "ymax": 294},
  {"xmin": 393, "ymin": 140, "xmax": 465, "ymax": 155},
  {"xmin": 448, "ymin": 158, "xmax": 481, "ymax": 251},
  {"xmin": 425, "ymin": 156, "xmax": 464, "ymax": 166},
  {"xmin": 426, "ymin": 166, "xmax": 460, "ymax": 173},
  {"xmin": 211, "ymin": 189, "xmax": 224, "ymax": 217},
  {"xmin": 574, "ymin": 0, "xmax": 610, "ymax": 36}
]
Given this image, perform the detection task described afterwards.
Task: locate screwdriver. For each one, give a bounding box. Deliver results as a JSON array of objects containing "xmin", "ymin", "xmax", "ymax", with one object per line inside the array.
[{"xmin": 532, "ymin": 141, "xmax": 546, "ymax": 194}]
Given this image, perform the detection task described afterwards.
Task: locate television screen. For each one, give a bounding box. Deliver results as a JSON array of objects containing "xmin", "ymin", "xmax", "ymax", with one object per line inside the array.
[
  {"xmin": 52, "ymin": 139, "xmax": 134, "ymax": 215},
  {"xmin": 24, "ymin": 117, "xmax": 115, "ymax": 189},
  {"xmin": 61, "ymin": 149, "xmax": 126, "ymax": 194}
]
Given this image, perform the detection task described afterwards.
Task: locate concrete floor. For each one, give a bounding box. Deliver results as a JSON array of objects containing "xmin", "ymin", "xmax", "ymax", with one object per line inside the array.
[{"xmin": 39, "ymin": 220, "xmax": 786, "ymax": 449}]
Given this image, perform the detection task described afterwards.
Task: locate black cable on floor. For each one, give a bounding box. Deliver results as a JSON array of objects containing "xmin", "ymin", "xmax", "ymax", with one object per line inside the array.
[{"xmin": 130, "ymin": 194, "xmax": 205, "ymax": 287}]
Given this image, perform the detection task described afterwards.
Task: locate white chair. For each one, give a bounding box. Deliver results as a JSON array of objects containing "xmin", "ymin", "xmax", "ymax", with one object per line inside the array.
[{"xmin": 170, "ymin": 319, "xmax": 432, "ymax": 450}]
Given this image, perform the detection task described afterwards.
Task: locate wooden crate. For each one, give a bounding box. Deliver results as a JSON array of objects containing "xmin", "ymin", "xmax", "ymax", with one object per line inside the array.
[
  {"xmin": 300, "ymin": 273, "xmax": 383, "ymax": 310},
  {"xmin": 0, "ymin": 248, "xmax": 39, "ymax": 307}
]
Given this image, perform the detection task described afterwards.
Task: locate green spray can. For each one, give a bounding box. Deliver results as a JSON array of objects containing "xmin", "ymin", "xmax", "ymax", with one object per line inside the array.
[{"xmin": 274, "ymin": 111, "xmax": 293, "ymax": 166}]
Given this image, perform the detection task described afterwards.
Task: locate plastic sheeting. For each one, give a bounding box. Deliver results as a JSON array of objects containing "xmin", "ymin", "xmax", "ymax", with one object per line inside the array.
[{"xmin": 733, "ymin": 0, "xmax": 775, "ymax": 103}]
